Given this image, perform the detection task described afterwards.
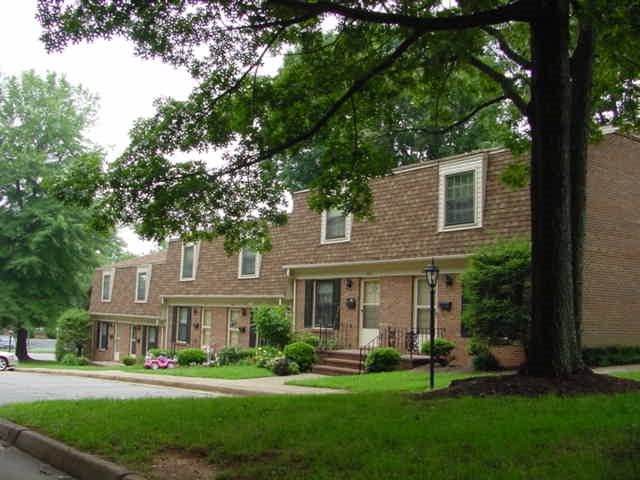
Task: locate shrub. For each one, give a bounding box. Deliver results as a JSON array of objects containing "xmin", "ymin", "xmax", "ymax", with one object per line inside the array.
[
  {"xmin": 583, "ymin": 346, "xmax": 640, "ymax": 367},
  {"xmin": 283, "ymin": 341, "xmax": 316, "ymax": 372},
  {"xmin": 472, "ymin": 351, "xmax": 502, "ymax": 371},
  {"xmin": 421, "ymin": 339, "xmax": 456, "ymax": 365},
  {"xmin": 56, "ymin": 308, "xmax": 91, "ymax": 361},
  {"xmin": 271, "ymin": 357, "xmax": 300, "ymax": 376},
  {"xmin": 60, "ymin": 353, "xmax": 89, "ymax": 366},
  {"xmin": 255, "ymin": 346, "xmax": 281, "ymax": 368},
  {"xmin": 217, "ymin": 346, "xmax": 245, "ymax": 366},
  {"xmin": 121, "ymin": 356, "xmax": 136, "ymax": 366},
  {"xmin": 177, "ymin": 348, "xmax": 206, "ymax": 366},
  {"xmin": 293, "ymin": 332, "xmax": 320, "ymax": 347},
  {"xmin": 253, "ymin": 305, "xmax": 292, "ymax": 348},
  {"xmin": 365, "ymin": 347, "xmax": 401, "ymax": 373}
]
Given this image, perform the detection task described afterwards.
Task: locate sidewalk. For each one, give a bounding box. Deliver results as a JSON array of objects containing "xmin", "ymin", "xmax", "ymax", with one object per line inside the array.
[
  {"xmin": 593, "ymin": 364, "xmax": 640, "ymax": 374},
  {"xmin": 16, "ymin": 368, "xmax": 345, "ymax": 396}
]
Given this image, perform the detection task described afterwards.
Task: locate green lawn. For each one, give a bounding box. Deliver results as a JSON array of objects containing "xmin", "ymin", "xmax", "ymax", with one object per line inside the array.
[
  {"xmin": 287, "ymin": 370, "xmax": 479, "ymax": 393},
  {"xmin": 1, "ymin": 392, "xmax": 639, "ymax": 479},
  {"xmin": 16, "ymin": 360, "xmax": 273, "ymax": 379},
  {"xmin": 614, "ymin": 371, "xmax": 640, "ymax": 382}
]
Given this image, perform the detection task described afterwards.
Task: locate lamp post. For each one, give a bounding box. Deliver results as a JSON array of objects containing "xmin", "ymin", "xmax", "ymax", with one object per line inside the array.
[{"xmin": 425, "ymin": 258, "xmax": 439, "ymax": 390}]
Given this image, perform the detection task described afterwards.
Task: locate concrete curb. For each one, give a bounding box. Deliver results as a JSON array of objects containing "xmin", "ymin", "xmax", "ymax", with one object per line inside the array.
[{"xmin": 0, "ymin": 418, "xmax": 145, "ymax": 480}]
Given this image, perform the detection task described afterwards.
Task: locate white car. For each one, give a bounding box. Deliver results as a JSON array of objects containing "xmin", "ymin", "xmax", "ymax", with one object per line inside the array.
[{"xmin": 0, "ymin": 352, "xmax": 18, "ymax": 371}]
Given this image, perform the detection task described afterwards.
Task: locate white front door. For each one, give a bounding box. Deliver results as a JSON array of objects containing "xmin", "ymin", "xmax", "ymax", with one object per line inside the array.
[{"xmin": 360, "ymin": 279, "xmax": 380, "ymax": 346}]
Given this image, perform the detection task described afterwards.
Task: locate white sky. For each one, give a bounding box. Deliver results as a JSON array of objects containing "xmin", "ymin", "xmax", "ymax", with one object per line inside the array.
[{"xmin": 0, "ymin": 1, "xmax": 208, "ymax": 254}]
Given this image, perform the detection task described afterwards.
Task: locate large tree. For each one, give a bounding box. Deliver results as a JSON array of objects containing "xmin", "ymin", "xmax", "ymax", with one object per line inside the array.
[
  {"xmin": 0, "ymin": 71, "xmax": 123, "ymax": 359},
  {"xmin": 37, "ymin": 1, "xmax": 639, "ymax": 376}
]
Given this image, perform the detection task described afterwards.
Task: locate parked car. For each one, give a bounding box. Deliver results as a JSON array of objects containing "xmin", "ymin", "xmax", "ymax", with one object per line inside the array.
[{"xmin": 0, "ymin": 351, "xmax": 18, "ymax": 371}]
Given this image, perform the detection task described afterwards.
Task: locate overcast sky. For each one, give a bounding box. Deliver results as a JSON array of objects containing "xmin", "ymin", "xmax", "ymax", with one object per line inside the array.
[{"xmin": 0, "ymin": 1, "xmax": 199, "ymax": 254}]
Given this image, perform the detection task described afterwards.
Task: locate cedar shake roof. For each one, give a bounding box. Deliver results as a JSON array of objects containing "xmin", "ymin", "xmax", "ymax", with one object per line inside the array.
[{"xmin": 101, "ymin": 250, "xmax": 168, "ymax": 269}]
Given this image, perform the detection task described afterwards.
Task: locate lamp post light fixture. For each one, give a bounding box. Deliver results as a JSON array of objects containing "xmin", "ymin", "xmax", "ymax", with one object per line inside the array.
[{"xmin": 425, "ymin": 258, "xmax": 439, "ymax": 390}]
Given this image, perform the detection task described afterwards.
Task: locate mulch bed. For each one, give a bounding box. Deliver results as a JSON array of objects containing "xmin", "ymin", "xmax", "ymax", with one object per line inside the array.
[{"xmin": 416, "ymin": 372, "xmax": 640, "ymax": 399}]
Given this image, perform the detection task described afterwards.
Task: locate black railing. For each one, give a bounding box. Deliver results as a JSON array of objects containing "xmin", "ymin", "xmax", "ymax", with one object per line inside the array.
[{"xmin": 359, "ymin": 327, "xmax": 446, "ymax": 373}]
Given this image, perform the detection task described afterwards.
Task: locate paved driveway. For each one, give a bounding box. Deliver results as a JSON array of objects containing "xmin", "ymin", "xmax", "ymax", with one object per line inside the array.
[{"xmin": 0, "ymin": 371, "xmax": 223, "ymax": 405}]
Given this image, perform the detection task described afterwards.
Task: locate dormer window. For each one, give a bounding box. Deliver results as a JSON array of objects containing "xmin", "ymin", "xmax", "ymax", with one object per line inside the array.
[
  {"xmin": 135, "ymin": 265, "xmax": 151, "ymax": 302},
  {"xmin": 321, "ymin": 208, "xmax": 352, "ymax": 244},
  {"xmin": 101, "ymin": 269, "xmax": 114, "ymax": 302},
  {"xmin": 438, "ymin": 155, "xmax": 485, "ymax": 232},
  {"xmin": 239, "ymin": 248, "xmax": 261, "ymax": 279},
  {"xmin": 180, "ymin": 242, "xmax": 198, "ymax": 281}
]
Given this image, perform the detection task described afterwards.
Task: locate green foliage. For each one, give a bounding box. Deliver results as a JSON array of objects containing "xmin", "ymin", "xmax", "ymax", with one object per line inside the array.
[
  {"xmin": 122, "ymin": 356, "xmax": 136, "ymax": 366},
  {"xmin": 60, "ymin": 353, "xmax": 89, "ymax": 366},
  {"xmin": 0, "ymin": 71, "xmax": 126, "ymax": 344},
  {"xmin": 461, "ymin": 238, "xmax": 531, "ymax": 347},
  {"xmin": 271, "ymin": 357, "xmax": 301, "ymax": 376},
  {"xmin": 365, "ymin": 348, "xmax": 401, "ymax": 373},
  {"xmin": 217, "ymin": 346, "xmax": 255, "ymax": 366},
  {"xmin": 254, "ymin": 346, "xmax": 281, "ymax": 369},
  {"xmin": 583, "ymin": 346, "xmax": 640, "ymax": 367},
  {"xmin": 472, "ymin": 352, "xmax": 502, "ymax": 372},
  {"xmin": 253, "ymin": 305, "xmax": 291, "ymax": 349},
  {"xmin": 283, "ymin": 342, "xmax": 316, "ymax": 373},
  {"xmin": 55, "ymin": 308, "xmax": 90, "ymax": 360},
  {"xmin": 421, "ymin": 339, "xmax": 456, "ymax": 365},
  {"xmin": 176, "ymin": 348, "xmax": 207, "ymax": 366},
  {"xmin": 292, "ymin": 332, "xmax": 321, "ymax": 347}
]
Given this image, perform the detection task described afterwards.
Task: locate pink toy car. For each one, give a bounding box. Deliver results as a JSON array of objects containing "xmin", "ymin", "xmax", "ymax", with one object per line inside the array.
[{"xmin": 144, "ymin": 354, "xmax": 177, "ymax": 370}]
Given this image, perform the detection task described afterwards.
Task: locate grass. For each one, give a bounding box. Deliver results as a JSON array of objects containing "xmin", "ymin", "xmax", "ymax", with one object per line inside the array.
[
  {"xmin": 287, "ymin": 370, "xmax": 480, "ymax": 393},
  {"xmin": 1, "ymin": 391, "xmax": 639, "ymax": 479},
  {"xmin": 16, "ymin": 360, "xmax": 273, "ymax": 379},
  {"xmin": 614, "ymin": 371, "xmax": 640, "ymax": 382}
]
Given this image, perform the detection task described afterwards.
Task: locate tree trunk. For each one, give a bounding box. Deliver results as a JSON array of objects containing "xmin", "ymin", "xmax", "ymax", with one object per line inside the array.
[
  {"xmin": 15, "ymin": 327, "xmax": 31, "ymax": 361},
  {"xmin": 526, "ymin": 0, "xmax": 582, "ymax": 377},
  {"xmin": 569, "ymin": 12, "xmax": 595, "ymax": 369}
]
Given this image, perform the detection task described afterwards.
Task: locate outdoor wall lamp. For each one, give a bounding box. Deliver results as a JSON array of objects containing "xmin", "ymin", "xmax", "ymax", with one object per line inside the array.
[
  {"xmin": 345, "ymin": 297, "xmax": 357, "ymax": 310},
  {"xmin": 194, "ymin": 323, "xmax": 200, "ymax": 329},
  {"xmin": 439, "ymin": 301, "xmax": 452, "ymax": 312},
  {"xmin": 445, "ymin": 274, "xmax": 454, "ymax": 287},
  {"xmin": 346, "ymin": 279, "xmax": 353, "ymax": 289}
]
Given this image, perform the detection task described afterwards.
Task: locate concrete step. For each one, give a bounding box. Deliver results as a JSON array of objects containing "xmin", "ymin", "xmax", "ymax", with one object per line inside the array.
[
  {"xmin": 318, "ymin": 357, "xmax": 361, "ymax": 369},
  {"xmin": 318, "ymin": 350, "xmax": 361, "ymax": 361},
  {"xmin": 312, "ymin": 364, "xmax": 361, "ymax": 376}
]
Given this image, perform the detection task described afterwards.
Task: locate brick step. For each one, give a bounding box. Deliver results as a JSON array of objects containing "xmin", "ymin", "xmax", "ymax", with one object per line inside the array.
[
  {"xmin": 317, "ymin": 350, "xmax": 362, "ymax": 361},
  {"xmin": 312, "ymin": 364, "xmax": 361, "ymax": 376},
  {"xmin": 317, "ymin": 357, "xmax": 361, "ymax": 369}
]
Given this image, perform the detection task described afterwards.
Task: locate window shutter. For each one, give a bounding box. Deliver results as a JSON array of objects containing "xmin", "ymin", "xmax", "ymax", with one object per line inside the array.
[
  {"xmin": 332, "ymin": 279, "xmax": 341, "ymax": 329},
  {"xmin": 171, "ymin": 308, "xmax": 177, "ymax": 343},
  {"xmin": 304, "ymin": 281, "xmax": 314, "ymax": 328},
  {"xmin": 186, "ymin": 309, "xmax": 192, "ymax": 343},
  {"xmin": 95, "ymin": 323, "xmax": 100, "ymax": 348}
]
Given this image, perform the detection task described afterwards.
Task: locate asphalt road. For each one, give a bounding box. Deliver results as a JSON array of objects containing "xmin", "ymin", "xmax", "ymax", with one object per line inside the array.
[
  {"xmin": 0, "ymin": 371, "xmax": 221, "ymax": 405},
  {"xmin": 0, "ymin": 440, "xmax": 74, "ymax": 480}
]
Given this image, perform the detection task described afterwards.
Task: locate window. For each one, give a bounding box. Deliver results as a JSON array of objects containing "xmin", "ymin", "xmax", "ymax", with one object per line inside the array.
[
  {"xmin": 438, "ymin": 155, "xmax": 485, "ymax": 231},
  {"xmin": 177, "ymin": 307, "xmax": 191, "ymax": 343},
  {"xmin": 238, "ymin": 248, "xmax": 261, "ymax": 278},
  {"xmin": 304, "ymin": 279, "xmax": 341, "ymax": 328},
  {"xmin": 180, "ymin": 243, "xmax": 198, "ymax": 280},
  {"xmin": 321, "ymin": 208, "xmax": 352, "ymax": 244},
  {"xmin": 101, "ymin": 269, "xmax": 114, "ymax": 302},
  {"xmin": 147, "ymin": 326, "xmax": 158, "ymax": 350},
  {"xmin": 414, "ymin": 278, "xmax": 434, "ymax": 333},
  {"xmin": 135, "ymin": 266, "xmax": 151, "ymax": 302},
  {"xmin": 361, "ymin": 280, "xmax": 380, "ymax": 330},
  {"xmin": 97, "ymin": 322, "xmax": 109, "ymax": 350}
]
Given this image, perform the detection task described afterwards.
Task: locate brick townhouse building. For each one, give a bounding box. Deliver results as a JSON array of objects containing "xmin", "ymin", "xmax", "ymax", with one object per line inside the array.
[{"xmin": 89, "ymin": 131, "xmax": 640, "ymax": 368}]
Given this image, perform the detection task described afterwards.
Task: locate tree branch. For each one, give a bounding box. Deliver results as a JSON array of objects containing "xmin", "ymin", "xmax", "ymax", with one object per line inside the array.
[
  {"xmin": 388, "ymin": 95, "xmax": 507, "ymax": 136},
  {"xmin": 482, "ymin": 26, "xmax": 532, "ymax": 69},
  {"xmin": 221, "ymin": 32, "xmax": 423, "ymax": 175},
  {"xmin": 468, "ymin": 57, "xmax": 528, "ymax": 115},
  {"xmin": 269, "ymin": 0, "xmax": 536, "ymax": 31}
]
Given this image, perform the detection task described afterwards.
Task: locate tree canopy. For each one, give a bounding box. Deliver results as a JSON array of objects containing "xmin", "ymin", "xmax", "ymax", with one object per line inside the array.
[
  {"xmin": 0, "ymin": 71, "xmax": 125, "ymax": 357},
  {"xmin": 37, "ymin": 0, "xmax": 640, "ymax": 376}
]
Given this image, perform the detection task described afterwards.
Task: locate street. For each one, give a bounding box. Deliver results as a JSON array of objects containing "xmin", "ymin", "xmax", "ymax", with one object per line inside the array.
[
  {"xmin": 0, "ymin": 440, "xmax": 74, "ymax": 480},
  {"xmin": 0, "ymin": 371, "xmax": 219, "ymax": 405}
]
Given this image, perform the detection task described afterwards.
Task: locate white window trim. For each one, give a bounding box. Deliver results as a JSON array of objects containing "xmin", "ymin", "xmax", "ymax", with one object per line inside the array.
[
  {"xmin": 438, "ymin": 154, "xmax": 486, "ymax": 232},
  {"xmin": 134, "ymin": 265, "xmax": 152, "ymax": 303},
  {"xmin": 320, "ymin": 210, "xmax": 353, "ymax": 244},
  {"xmin": 101, "ymin": 269, "xmax": 115, "ymax": 302},
  {"xmin": 413, "ymin": 277, "xmax": 436, "ymax": 332},
  {"xmin": 179, "ymin": 242, "xmax": 199, "ymax": 281},
  {"xmin": 238, "ymin": 248, "xmax": 262, "ymax": 279}
]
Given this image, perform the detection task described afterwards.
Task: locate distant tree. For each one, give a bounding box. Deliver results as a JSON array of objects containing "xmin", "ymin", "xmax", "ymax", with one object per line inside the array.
[
  {"xmin": 55, "ymin": 308, "xmax": 91, "ymax": 360},
  {"xmin": 461, "ymin": 239, "xmax": 531, "ymax": 353},
  {"xmin": 0, "ymin": 71, "xmax": 122, "ymax": 360}
]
